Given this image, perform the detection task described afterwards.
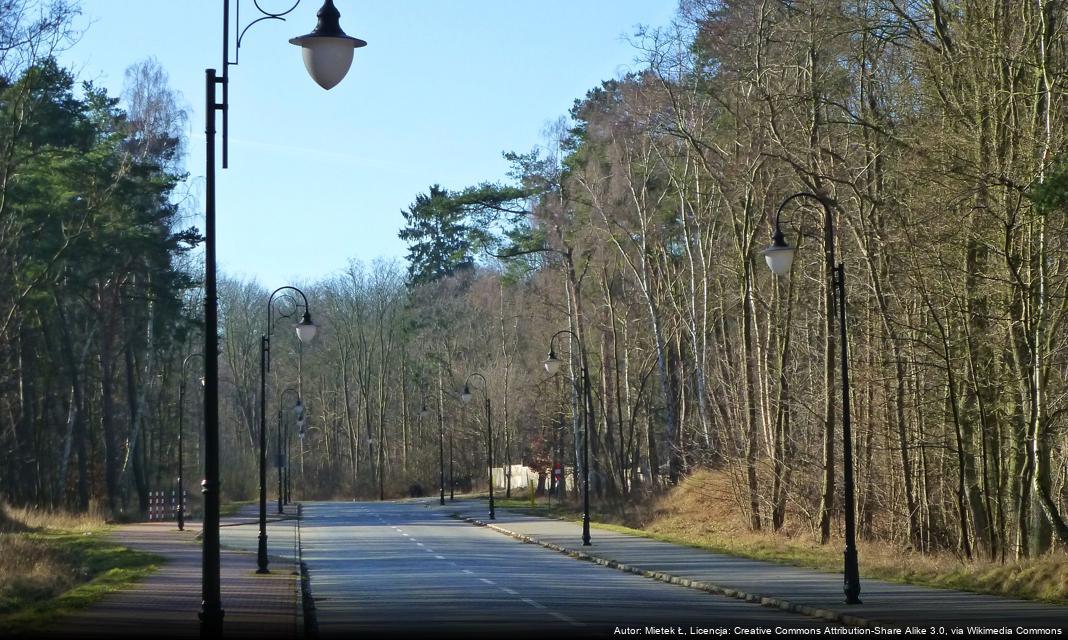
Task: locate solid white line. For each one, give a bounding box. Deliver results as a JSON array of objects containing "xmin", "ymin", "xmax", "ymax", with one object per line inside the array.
[
  {"xmin": 480, "ymin": 578, "xmax": 495, "ymax": 585},
  {"xmin": 521, "ymin": 598, "xmax": 546, "ymax": 610}
]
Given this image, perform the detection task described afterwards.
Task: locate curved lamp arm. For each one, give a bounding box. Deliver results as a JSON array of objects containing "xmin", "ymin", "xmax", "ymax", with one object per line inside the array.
[
  {"xmin": 461, "ymin": 372, "xmax": 488, "ymax": 403},
  {"xmin": 182, "ymin": 352, "xmax": 205, "ymax": 379},
  {"xmin": 265, "ymin": 285, "xmax": 316, "ymax": 371},
  {"xmin": 763, "ymin": 192, "xmax": 836, "ymax": 277},
  {"xmin": 543, "ymin": 328, "xmax": 585, "ymax": 377}
]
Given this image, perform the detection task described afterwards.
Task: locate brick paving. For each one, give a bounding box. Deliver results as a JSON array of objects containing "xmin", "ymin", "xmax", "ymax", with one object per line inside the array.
[{"xmin": 38, "ymin": 506, "xmax": 300, "ymax": 639}]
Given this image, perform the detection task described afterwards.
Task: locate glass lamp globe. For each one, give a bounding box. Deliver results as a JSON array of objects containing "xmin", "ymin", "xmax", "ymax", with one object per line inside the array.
[
  {"xmin": 762, "ymin": 230, "xmax": 796, "ymax": 276},
  {"xmin": 460, "ymin": 386, "xmax": 472, "ymax": 404},
  {"xmin": 289, "ymin": 0, "xmax": 367, "ymax": 90},
  {"xmin": 294, "ymin": 399, "xmax": 304, "ymax": 420},
  {"xmin": 295, "ymin": 312, "xmax": 318, "ymax": 344},
  {"xmin": 543, "ymin": 353, "xmax": 562, "ymax": 376}
]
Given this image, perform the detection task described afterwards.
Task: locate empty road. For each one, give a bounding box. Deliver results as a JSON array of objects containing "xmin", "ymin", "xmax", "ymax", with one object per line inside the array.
[{"xmin": 299, "ymin": 500, "xmax": 824, "ymax": 638}]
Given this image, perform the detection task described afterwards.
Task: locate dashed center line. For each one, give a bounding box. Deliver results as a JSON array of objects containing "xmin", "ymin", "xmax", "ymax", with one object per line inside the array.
[
  {"xmin": 521, "ymin": 598, "xmax": 546, "ymax": 610},
  {"xmin": 415, "ymin": 542, "xmax": 424, "ymax": 546},
  {"xmin": 435, "ymin": 555, "xmax": 446, "ymax": 559},
  {"xmin": 479, "ymin": 578, "xmax": 496, "ymax": 585},
  {"xmin": 501, "ymin": 587, "xmax": 519, "ymax": 596},
  {"xmin": 549, "ymin": 612, "xmax": 583, "ymax": 627},
  {"xmin": 462, "ymin": 570, "xmax": 474, "ymax": 574}
]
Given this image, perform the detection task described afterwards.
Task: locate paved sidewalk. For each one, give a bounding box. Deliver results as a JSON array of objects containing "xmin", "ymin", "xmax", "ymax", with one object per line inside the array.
[
  {"xmin": 440, "ymin": 499, "xmax": 1068, "ymax": 631},
  {"xmin": 41, "ymin": 505, "xmax": 301, "ymax": 639}
]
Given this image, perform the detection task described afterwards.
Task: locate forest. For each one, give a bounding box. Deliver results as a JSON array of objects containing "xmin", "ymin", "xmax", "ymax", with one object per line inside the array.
[{"xmin": 3, "ymin": 0, "xmax": 1068, "ymax": 568}]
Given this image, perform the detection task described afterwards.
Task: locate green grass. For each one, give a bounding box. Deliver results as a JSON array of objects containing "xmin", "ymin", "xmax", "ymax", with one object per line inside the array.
[{"xmin": 0, "ymin": 527, "xmax": 162, "ymax": 634}]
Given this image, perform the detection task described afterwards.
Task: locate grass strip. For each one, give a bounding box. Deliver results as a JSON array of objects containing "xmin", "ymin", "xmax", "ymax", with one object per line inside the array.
[
  {"xmin": 490, "ymin": 495, "xmax": 1068, "ymax": 605},
  {"xmin": 0, "ymin": 528, "xmax": 162, "ymax": 634}
]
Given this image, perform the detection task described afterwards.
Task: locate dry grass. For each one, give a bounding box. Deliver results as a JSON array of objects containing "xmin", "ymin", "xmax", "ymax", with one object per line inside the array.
[
  {"xmin": 0, "ymin": 504, "xmax": 160, "ymax": 631},
  {"xmin": 0, "ymin": 503, "xmax": 107, "ymax": 533},
  {"xmin": 508, "ymin": 470, "xmax": 1068, "ymax": 604},
  {"xmin": 645, "ymin": 470, "xmax": 1068, "ymax": 603}
]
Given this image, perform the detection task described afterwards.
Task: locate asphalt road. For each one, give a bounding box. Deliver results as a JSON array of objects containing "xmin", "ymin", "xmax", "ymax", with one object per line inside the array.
[{"xmin": 299, "ymin": 500, "xmax": 824, "ymax": 638}]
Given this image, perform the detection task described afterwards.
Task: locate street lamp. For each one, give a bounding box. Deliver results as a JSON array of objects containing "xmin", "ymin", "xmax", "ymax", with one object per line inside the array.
[
  {"xmin": 762, "ymin": 191, "xmax": 861, "ymax": 605},
  {"xmin": 201, "ymin": 1, "xmax": 362, "ymax": 632},
  {"xmin": 542, "ymin": 329, "xmax": 593, "ymax": 546},
  {"xmin": 461, "ymin": 373, "xmax": 494, "ymax": 520},
  {"xmin": 177, "ymin": 352, "xmax": 204, "ymax": 532},
  {"xmin": 277, "ymin": 387, "xmax": 301, "ymax": 514},
  {"xmin": 258, "ymin": 286, "xmax": 317, "ymax": 573}
]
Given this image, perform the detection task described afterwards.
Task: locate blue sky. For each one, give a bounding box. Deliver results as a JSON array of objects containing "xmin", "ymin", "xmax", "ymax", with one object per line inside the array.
[{"xmin": 63, "ymin": 1, "xmax": 677, "ymax": 285}]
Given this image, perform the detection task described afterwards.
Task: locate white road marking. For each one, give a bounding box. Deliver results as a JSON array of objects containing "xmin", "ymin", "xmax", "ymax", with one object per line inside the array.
[
  {"xmin": 435, "ymin": 555, "xmax": 446, "ymax": 559},
  {"xmin": 521, "ymin": 598, "xmax": 546, "ymax": 610},
  {"xmin": 479, "ymin": 578, "xmax": 495, "ymax": 585},
  {"xmin": 416, "ymin": 542, "xmax": 424, "ymax": 546},
  {"xmin": 549, "ymin": 612, "xmax": 584, "ymax": 626},
  {"xmin": 462, "ymin": 570, "xmax": 474, "ymax": 574},
  {"xmin": 501, "ymin": 587, "xmax": 519, "ymax": 595}
]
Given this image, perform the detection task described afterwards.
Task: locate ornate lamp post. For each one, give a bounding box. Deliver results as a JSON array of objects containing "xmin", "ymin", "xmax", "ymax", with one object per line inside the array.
[
  {"xmin": 201, "ymin": 1, "xmax": 363, "ymax": 633},
  {"xmin": 762, "ymin": 191, "xmax": 861, "ymax": 605},
  {"xmin": 177, "ymin": 352, "xmax": 204, "ymax": 532},
  {"xmin": 542, "ymin": 329, "xmax": 593, "ymax": 546},
  {"xmin": 258, "ymin": 286, "xmax": 317, "ymax": 573},
  {"xmin": 461, "ymin": 373, "xmax": 494, "ymax": 520}
]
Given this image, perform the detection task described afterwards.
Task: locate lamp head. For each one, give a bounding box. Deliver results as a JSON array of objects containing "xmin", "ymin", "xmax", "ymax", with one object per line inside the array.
[
  {"xmin": 762, "ymin": 227, "xmax": 796, "ymax": 276},
  {"xmin": 460, "ymin": 385, "xmax": 472, "ymax": 404},
  {"xmin": 542, "ymin": 349, "xmax": 562, "ymax": 376},
  {"xmin": 295, "ymin": 311, "xmax": 318, "ymax": 344},
  {"xmin": 419, "ymin": 403, "xmax": 429, "ymax": 419},
  {"xmin": 289, "ymin": 0, "xmax": 367, "ymax": 90},
  {"xmin": 294, "ymin": 399, "xmax": 304, "ymax": 420}
]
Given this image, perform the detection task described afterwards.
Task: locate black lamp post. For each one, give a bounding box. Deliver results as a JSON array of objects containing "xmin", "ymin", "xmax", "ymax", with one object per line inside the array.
[
  {"xmin": 177, "ymin": 353, "xmax": 204, "ymax": 532},
  {"xmin": 277, "ymin": 387, "xmax": 302, "ymax": 514},
  {"xmin": 201, "ymin": 1, "xmax": 363, "ymax": 633},
  {"xmin": 461, "ymin": 373, "xmax": 494, "ymax": 520},
  {"xmin": 762, "ymin": 191, "xmax": 861, "ymax": 605},
  {"xmin": 449, "ymin": 429, "xmax": 455, "ymax": 501},
  {"xmin": 542, "ymin": 329, "xmax": 593, "ymax": 546},
  {"xmin": 423, "ymin": 396, "xmax": 444, "ymax": 506},
  {"xmin": 258, "ymin": 286, "xmax": 317, "ymax": 573}
]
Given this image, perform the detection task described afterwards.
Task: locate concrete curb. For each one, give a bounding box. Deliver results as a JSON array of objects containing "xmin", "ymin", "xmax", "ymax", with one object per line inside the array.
[
  {"xmin": 455, "ymin": 513, "xmax": 887, "ymax": 630},
  {"xmin": 296, "ymin": 503, "xmax": 319, "ymax": 639},
  {"xmin": 294, "ymin": 505, "xmax": 304, "ymax": 640}
]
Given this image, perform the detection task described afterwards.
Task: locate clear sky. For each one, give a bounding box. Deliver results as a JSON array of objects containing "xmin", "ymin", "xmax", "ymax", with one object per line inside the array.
[{"xmin": 61, "ymin": 1, "xmax": 677, "ymax": 285}]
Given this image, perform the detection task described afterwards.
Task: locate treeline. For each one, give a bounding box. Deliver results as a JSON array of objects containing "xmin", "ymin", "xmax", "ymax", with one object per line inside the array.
[
  {"xmin": 5, "ymin": 0, "xmax": 1068, "ymax": 568},
  {"xmin": 0, "ymin": 2, "xmax": 199, "ymax": 516},
  {"xmin": 384, "ymin": 0, "xmax": 1068, "ymax": 563}
]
